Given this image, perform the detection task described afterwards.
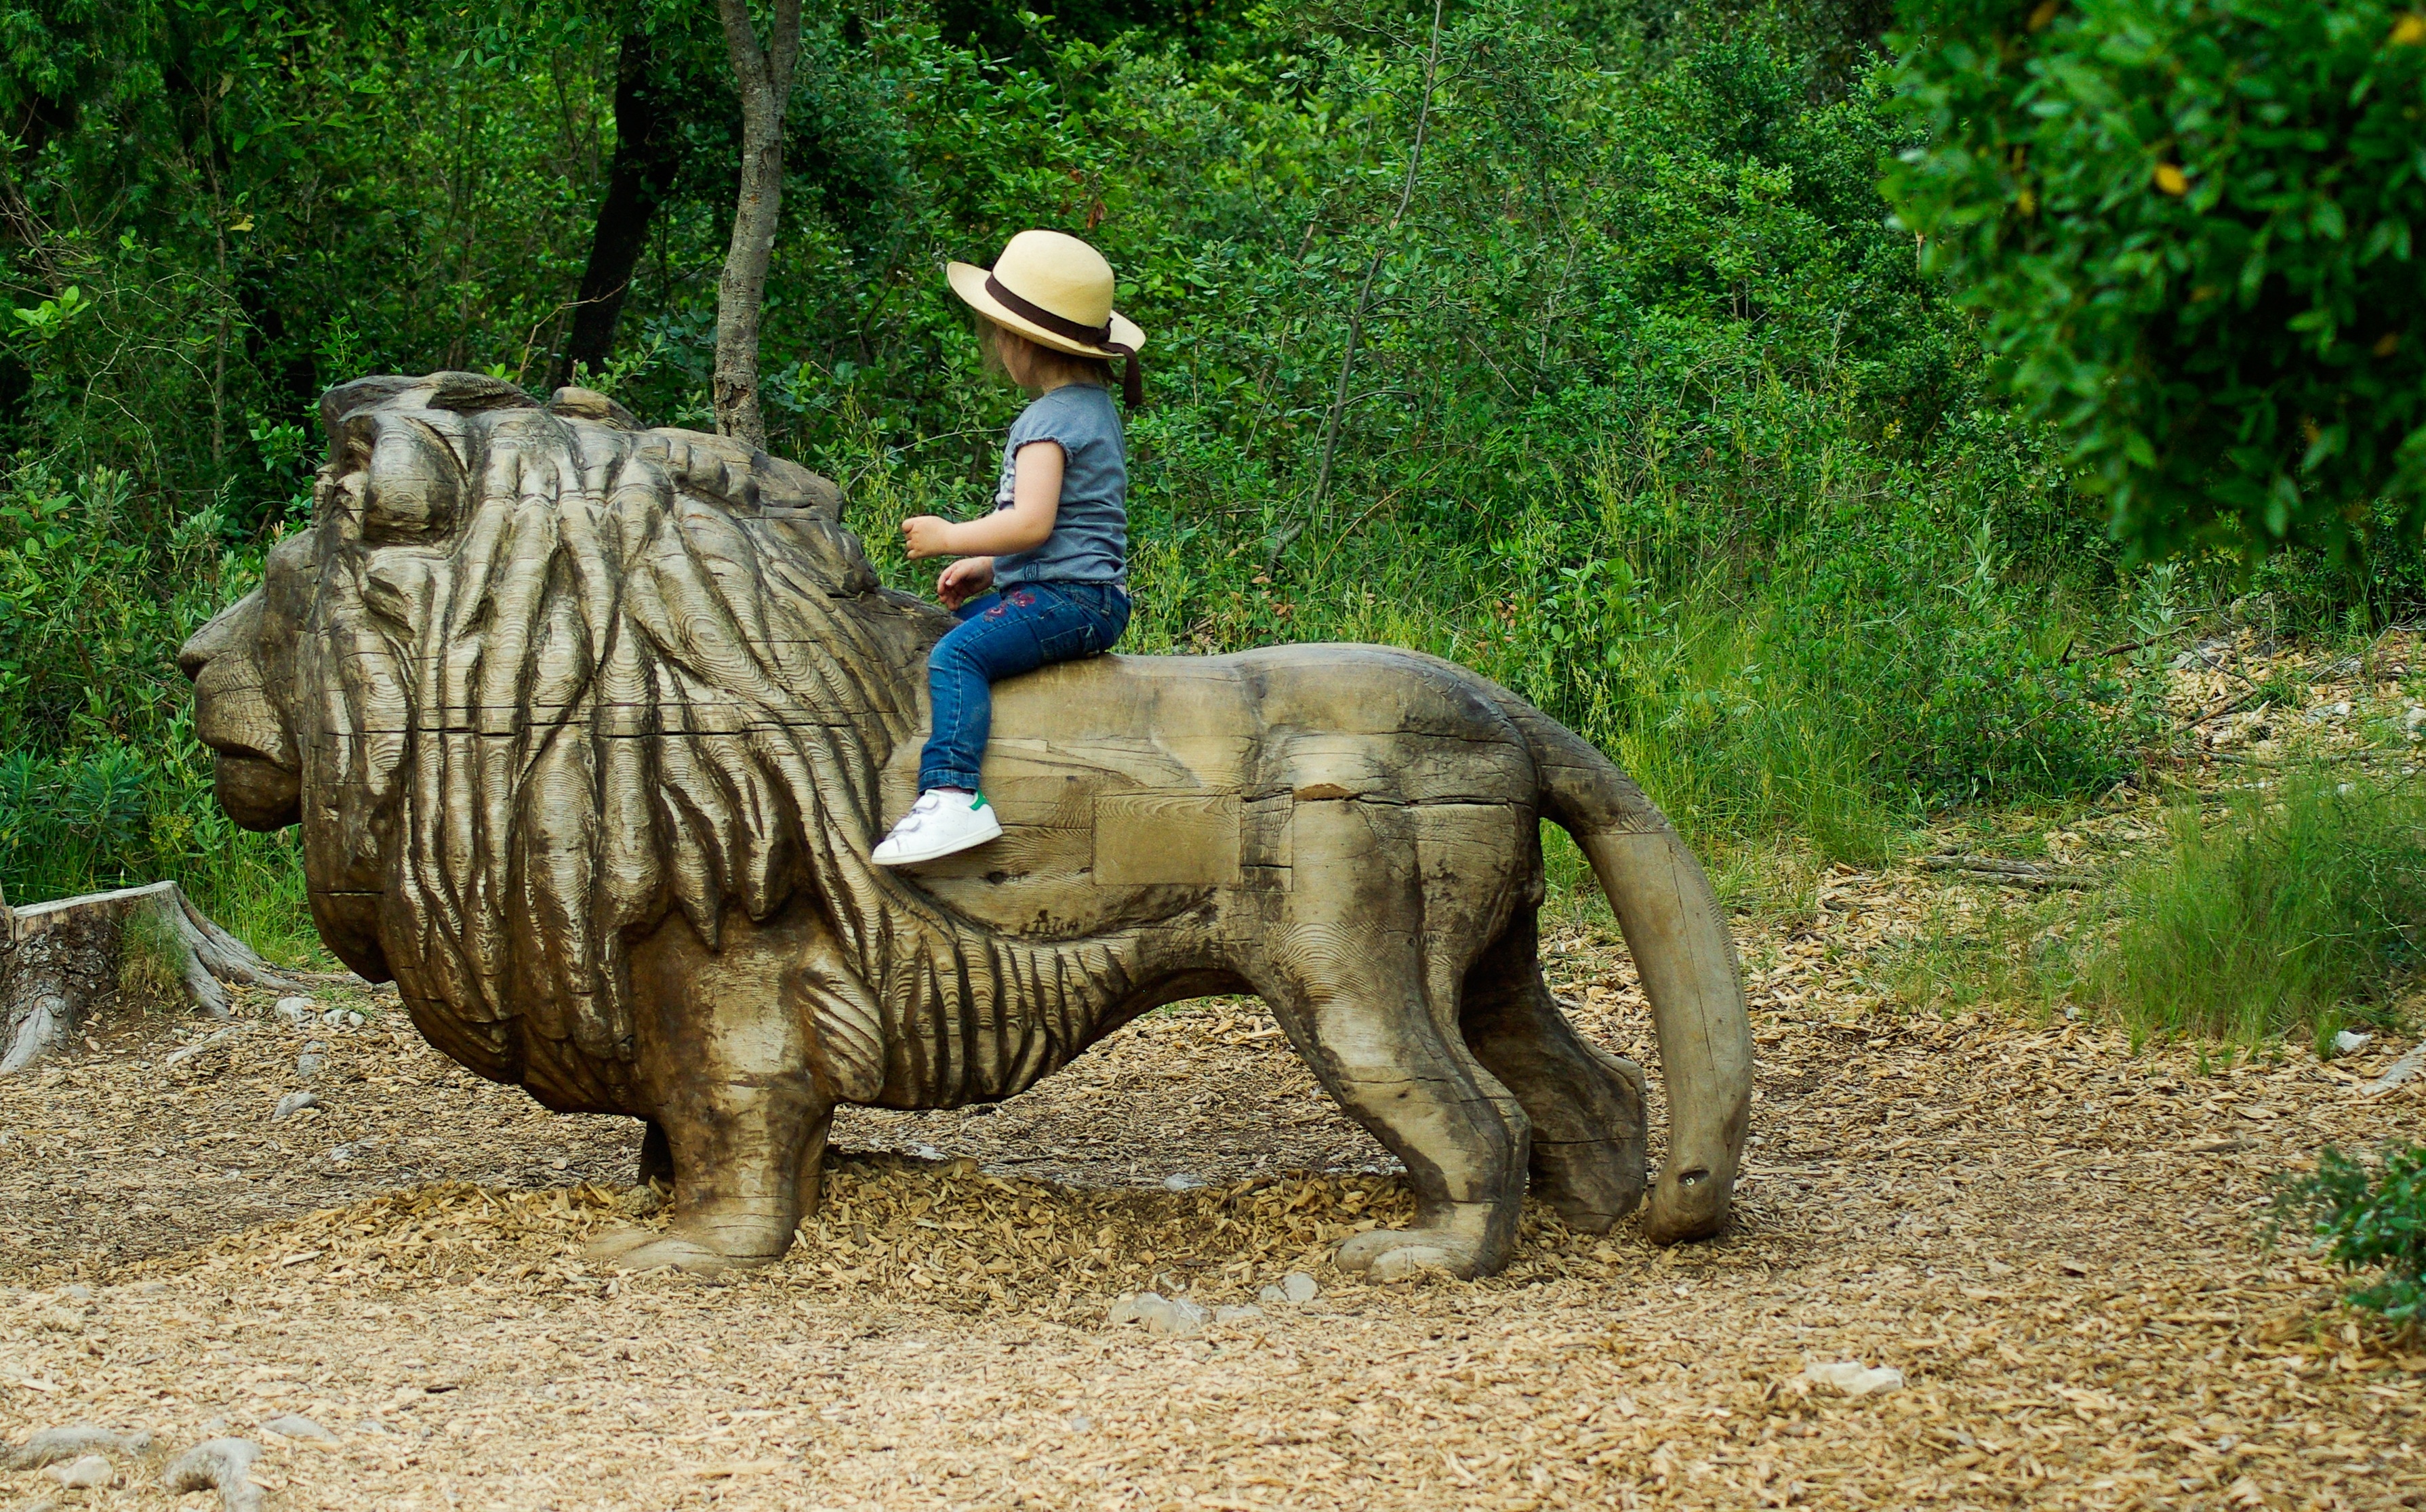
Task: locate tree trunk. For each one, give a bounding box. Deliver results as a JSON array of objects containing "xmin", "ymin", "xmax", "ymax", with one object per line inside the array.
[
  {"xmin": 0, "ymin": 880, "xmax": 299, "ymax": 1074},
  {"xmin": 712, "ymin": 0, "xmax": 803, "ymax": 450},
  {"xmin": 1308, "ymin": 0, "xmax": 1446, "ymax": 524},
  {"xmin": 552, "ymin": 29, "xmax": 684, "ymax": 392}
]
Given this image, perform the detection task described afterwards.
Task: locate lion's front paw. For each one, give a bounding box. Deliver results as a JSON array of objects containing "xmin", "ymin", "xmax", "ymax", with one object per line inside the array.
[
  {"xmin": 601, "ymin": 1235, "xmax": 777, "ymax": 1275},
  {"xmin": 1334, "ymin": 1228, "xmax": 1487, "ymax": 1282},
  {"xmin": 584, "ymin": 1223, "xmax": 663, "ymax": 1263},
  {"xmin": 584, "ymin": 1220, "xmax": 787, "ymax": 1275}
]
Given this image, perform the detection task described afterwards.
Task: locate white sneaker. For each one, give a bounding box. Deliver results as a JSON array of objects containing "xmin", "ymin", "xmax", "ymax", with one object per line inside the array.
[{"xmin": 871, "ymin": 789, "xmax": 1003, "ymax": 866}]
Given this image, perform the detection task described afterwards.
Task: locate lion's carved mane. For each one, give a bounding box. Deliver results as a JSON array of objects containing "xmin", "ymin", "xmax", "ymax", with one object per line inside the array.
[{"xmin": 308, "ymin": 375, "xmax": 1146, "ymax": 1113}]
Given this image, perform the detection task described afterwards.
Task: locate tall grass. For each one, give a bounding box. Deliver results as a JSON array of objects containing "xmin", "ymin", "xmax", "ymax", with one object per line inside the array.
[
  {"xmin": 1894, "ymin": 770, "xmax": 2426, "ymax": 1047},
  {"xmin": 0, "ymin": 743, "xmax": 321, "ymax": 966},
  {"xmin": 2082, "ymin": 775, "xmax": 2426, "ymax": 1050}
]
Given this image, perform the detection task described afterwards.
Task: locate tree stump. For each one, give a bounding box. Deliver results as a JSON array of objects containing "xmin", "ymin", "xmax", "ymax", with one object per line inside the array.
[{"xmin": 0, "ymin": 881, "xmax": 298, "ymax": 1074}]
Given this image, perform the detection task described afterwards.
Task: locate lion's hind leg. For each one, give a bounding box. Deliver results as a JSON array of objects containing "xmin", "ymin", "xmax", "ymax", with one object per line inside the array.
[
  {"xmin": 1264, "ymin": 962, "xmax": 1528, "ymax": 1282},
  {"xmin": 1262, "ymin": 800, "xmax": 1529, "ymax": 1282},
  {"xmin": 1461, "ymin": 914, "xmax": 1647, "ymax": 1233}
]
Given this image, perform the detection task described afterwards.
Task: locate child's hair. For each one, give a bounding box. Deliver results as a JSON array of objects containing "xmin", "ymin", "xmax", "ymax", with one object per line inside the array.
[{"xmin": 979, "ymin": 317, "xmax": 1112, "ymax": 394}]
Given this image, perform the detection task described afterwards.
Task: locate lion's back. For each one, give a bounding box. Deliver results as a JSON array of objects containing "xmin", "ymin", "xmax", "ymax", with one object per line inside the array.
[
  {"xmin": 876, "ymin": 641, "xmax": 1541, "ymax": 932},
  {"xmin": 882, "ymin": 640, "xmax": 1529, "ymax": 801}
]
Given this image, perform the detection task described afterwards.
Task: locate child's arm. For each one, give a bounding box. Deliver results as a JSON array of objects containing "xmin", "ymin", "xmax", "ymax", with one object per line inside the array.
[{"xmin": 902, "ymin": 441, "xmax": 1064, "ymax": 560}]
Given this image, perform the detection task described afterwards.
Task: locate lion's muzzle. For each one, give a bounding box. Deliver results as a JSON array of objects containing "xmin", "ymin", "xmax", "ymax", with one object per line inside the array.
[{"xmin": 180, "ymin": 591, "xmax": 302, "ymax": 831}]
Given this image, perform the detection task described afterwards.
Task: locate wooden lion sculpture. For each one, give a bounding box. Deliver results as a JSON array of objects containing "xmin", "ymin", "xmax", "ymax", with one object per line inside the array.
[{"xmin": 179, "ymin": 373, "xmax": 1753, "ymax": 1280}]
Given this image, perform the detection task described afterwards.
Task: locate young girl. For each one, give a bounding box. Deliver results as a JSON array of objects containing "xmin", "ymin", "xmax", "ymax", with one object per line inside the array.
[{"xmin": 872, "ymin": 228, "xmax": 1145, "ymax": 866}]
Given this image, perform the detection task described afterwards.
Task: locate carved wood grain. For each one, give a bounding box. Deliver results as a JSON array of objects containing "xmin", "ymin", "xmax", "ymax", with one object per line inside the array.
[{"xmin": 1093, "ymin": 794, "xmax": 1242, "ymax": 886}]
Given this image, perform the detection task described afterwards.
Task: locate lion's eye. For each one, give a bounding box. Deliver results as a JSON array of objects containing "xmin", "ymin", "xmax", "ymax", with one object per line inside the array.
[{"xmin": 361, "ymin": 427, "xmax": 462, "ymax": 542}]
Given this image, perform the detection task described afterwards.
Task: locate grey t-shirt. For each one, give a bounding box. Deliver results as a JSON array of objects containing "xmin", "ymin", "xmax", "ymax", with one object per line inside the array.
[{"xmin": 989, "ymin": 383, "xmax": 1127, "ymax": 587}]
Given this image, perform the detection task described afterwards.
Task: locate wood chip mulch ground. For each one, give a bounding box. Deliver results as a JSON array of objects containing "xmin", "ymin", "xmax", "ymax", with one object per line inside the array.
[
  {"xmin": 13, "ymin": 620, "xmax": 2426, "ymax": 1509},
  {"xmin": 2, "ymin": 882, "xmax": 2420, "ymax": 1512}
]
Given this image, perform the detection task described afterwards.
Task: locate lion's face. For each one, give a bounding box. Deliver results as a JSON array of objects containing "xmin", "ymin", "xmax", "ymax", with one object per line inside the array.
[
  {"xmin": 180, "ymin": 505, "xmax": 407, "ymax": 981},
  {"xmin": 179, "ymin": 373, "xmax": 492, "ymax": 835},
  {"xmin": 179, "ymin": 525, "xmax": 317, "ymax": 832}
]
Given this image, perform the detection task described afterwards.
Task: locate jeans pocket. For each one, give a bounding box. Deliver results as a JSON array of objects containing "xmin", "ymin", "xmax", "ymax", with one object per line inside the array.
[
  {"xmin": 1026, "ymin": 584, "xmax": 1125, "ymax": 661},
  {"xmin": 1074, "ymin": 586, "xmax": 1129, "ymax": 653}
]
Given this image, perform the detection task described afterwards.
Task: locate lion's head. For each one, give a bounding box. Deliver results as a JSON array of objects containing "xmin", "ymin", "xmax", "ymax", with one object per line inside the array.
[{"xmin": 182, "ymin": 373, "xmax": 952, "ymax": 1100}]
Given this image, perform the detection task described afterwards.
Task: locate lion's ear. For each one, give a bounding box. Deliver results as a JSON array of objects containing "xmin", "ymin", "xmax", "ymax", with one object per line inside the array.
[
  {"xmin": 751, "ymin": 453, "xmax": 845, "ymax": 518},
  {"xmin": 549, "ymin": 386, "xmax": 642, "ymax": 431}
]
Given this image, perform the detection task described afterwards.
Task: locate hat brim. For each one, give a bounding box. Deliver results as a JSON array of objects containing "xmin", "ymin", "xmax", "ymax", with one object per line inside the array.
[{"xmin": 948, "ymin": 262, "xmax": 1146, "ymax": 359}]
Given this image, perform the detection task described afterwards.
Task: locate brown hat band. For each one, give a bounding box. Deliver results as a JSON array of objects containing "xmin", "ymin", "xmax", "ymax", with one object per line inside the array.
[{"xmin": 984, "ymin": 274, "xmax": 1144, "ymax": 409}]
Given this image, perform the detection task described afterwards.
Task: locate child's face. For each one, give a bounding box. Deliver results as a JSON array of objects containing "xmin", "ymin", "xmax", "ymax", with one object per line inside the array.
[
  {"xmin": 983, "ymin": 321, "xmax": 1052, "ymax": 395},
  {"xmin": 982, "ymin": 319, "xmax": 1099, "ymax": 396},
  {"xmin": 1000, "ymin": 333, "xmax": 1037, "ymax": 392}
]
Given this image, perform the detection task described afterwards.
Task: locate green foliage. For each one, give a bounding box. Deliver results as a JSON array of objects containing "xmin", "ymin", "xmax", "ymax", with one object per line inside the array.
[
  {"xmin": 2084, "ymin": 773, "xmax": 2426, "ymax": 1046},
  {"xmin": 0, "ymin": 465, "xmax": 233, "ymax": 750},
  {"xmin": 1882, "ymin": 0, "xmax": 2426, "ymax": 563},
  {"xmin": 2273, "ymin": 1143, "xmax": 2426, "ymax": 1331},
  {"xmin": 0, "ymin": 464, "xmax": 315, "ymax": 958},
  {"xmin": 0, "ymin": 0, "xmax": 658, "ymax": 523},
  {"xmin": 847, "ymin": 365, "xmax": 2159, "ymax": 865},
  {"xmin": 0, "ymin": 0, "xmax": 2186, "ymax": 932}
]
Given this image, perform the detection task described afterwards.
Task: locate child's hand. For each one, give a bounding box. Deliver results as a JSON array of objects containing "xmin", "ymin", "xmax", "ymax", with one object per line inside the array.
[
  {"xmin": 900, "ymin": 515, "xmax": 958, "ymax": 559},
  {"xmin": 938, "ymin": 556, "xmax": 994, "ymax": 609}
]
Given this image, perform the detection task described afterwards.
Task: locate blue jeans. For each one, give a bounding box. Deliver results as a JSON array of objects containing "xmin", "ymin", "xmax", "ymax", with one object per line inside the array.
[{"xmin": 918, "ymin": 580, "xmax": 1131, "ymax": 792}]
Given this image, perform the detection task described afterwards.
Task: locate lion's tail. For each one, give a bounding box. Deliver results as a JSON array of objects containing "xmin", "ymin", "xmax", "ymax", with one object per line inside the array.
[{"xmin": 1502, "ymin": 695, "xmax": 1753, "ymax": 1245}]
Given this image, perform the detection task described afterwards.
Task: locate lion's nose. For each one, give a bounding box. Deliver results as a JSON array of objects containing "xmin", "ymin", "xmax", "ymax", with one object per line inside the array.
[{"xmin": 180, "ymin": 592, "xmax": 260, "ymax": 682}]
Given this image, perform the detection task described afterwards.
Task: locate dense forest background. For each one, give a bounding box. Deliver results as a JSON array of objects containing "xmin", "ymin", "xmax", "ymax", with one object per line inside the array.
[{"xmin": 0, "ymin": 0, "xmax": 2414, "ymax": 952}]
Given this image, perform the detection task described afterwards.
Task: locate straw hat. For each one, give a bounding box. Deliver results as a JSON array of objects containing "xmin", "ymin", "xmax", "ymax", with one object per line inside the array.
[{"xmin": 948, "ymin": 230, "xmax": 1146, "ymax": 405}]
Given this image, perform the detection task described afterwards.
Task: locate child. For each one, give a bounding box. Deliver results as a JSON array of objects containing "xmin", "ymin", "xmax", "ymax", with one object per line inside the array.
[{"xmin": 872, "ymin": 228, "xmax": 1145, "ymax": 866}]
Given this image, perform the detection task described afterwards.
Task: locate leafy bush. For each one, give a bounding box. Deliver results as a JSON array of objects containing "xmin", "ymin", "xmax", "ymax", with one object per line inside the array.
[
  {"xmin": 0, "ymin": 464, "xmax": 315, "ymax": 958},
  {"xmin": 2241, "ymin": 500, "xmax": 2426, "ymax": 634},
  {"xmin": 0, "ymin": 737, "xmax": 316, "ymax": 961},
  {"xmin": 1884, "ymin": 0, "xmax": 2426, "ymax": 561},
  {"xmin": 2084, "ymin": 773, "xmax": 2426, "ymax": 1046},
  {"xmin": 848, "ymin": 361, "xmax": 2159, "ymax": 866},
  {"xmin": 0, "ymin": 466, "xmax": 235, "ymax": 749},
  {"xmin": 0, "ymin": 0, "xmax": 2183, "ymax": 933},
  {"xmin": 2274, "ymin": 1143, "xmax": 2426, "ymax": 1332}
]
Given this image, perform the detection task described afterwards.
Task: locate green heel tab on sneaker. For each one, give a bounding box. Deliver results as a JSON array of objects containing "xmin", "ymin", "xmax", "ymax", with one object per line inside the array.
[{"xmin": 969, "ymin": 792, "xmax": 989, "ymax": 811}]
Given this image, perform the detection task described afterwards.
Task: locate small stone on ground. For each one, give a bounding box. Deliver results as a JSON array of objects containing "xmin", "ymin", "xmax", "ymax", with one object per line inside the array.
[
  {"xmin": 1106, "ymin": 1291, "xmax": 1209, "ymax": 1336},
  {"xmin": 160, "ymin": 1437, "xmax": 264, "ymax": 1512},
  {"xmin": 46, "ymin": 1454, "xmax": 110, "ymax": 1488},
  {"xmin": 270, "ymin": 1090, "xmax": 321, "ymax": 1120},
  {"xmin": 260, "ymin": 1412, "xmax": 335, "ymax": 1442},
  {"xmin": 1796, "ymin": 1360, "xmax": 1906, "ymax": 1397}
]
